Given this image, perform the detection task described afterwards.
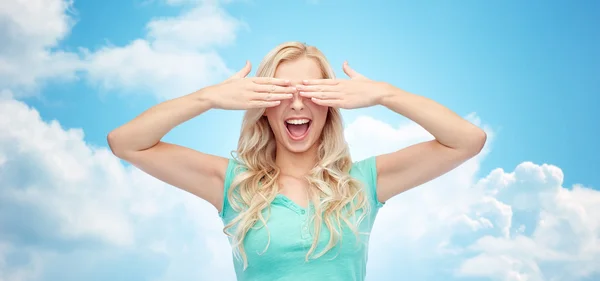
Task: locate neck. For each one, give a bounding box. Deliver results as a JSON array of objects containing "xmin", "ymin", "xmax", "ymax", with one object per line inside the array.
[{"xmin": 275, "ymin": 144, "xmax": 319, "ymax": 178}]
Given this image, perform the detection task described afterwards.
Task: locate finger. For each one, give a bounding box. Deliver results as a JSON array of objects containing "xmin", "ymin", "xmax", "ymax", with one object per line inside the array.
[
  {"xmin": 299, "ymin": 91, "xmax": 341, "ymax": 100},
  {"xmin": 252, "ymin": 77, "xmax": 291, "ymax": 86},
  {"xmin": 310, "ymin": 98, "xmax": 343, "ymax": 107},
  {"xmin": 254, "ymin": 93, "xmax": 294, "ymax": 101},
  {"xmin": 227, "ymin": 61, "xmax": 252, "ymax": 81},
  {"xmin": 301, "ymin": 79, "xmax": 339, "ymax": 86},
  {"xmin": 342, "ymin": 61, "xmax": 364, "ymax": 79},
  {"xmin": 253, "ymin": 84, "xmax": 297, "ymax": 94},
  {"xmin": 296, "ymin": 85, "xmax": 337, "ymax": 92},
  {"xmin": 248, "ymin": 100, "xmax": 282, "ymax": 108}
]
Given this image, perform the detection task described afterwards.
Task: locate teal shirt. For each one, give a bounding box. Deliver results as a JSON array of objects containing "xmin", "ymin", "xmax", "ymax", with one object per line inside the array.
[{"xmin": 219, "ymin": 156, "xmax": 384, "ymax": 281}]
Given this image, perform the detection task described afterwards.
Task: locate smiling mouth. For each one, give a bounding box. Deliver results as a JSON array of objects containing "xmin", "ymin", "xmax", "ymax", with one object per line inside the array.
[{"xmin": 284, "ymin": 118, "xmax": 312, "ymax": 140}]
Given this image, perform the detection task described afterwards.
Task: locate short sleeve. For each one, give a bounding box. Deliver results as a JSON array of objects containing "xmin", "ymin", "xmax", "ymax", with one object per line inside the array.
[
  {"xmin": 351, "ymin": 156, "xmax": 385, "ymax": 210},
  {"xmin": 219, "ymin": 158, "xmax": 240, "ymax": 219}
]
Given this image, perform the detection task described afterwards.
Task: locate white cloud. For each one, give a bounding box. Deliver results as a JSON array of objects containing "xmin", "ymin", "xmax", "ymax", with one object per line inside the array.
[
  {"xmin": 457, "ymin": 178, "xmax": 600, "ymax": 280},
  {"xmin": 0, "ymin": 0, "xmax": 245, "ymax": 99},
  {"xmin": 0, "ymin": 0, "xmax": 82, "ymax": 95},
  {"xmin": 83, "ymin": 40, "xmax": 231, "ymax": 100},
  {"xmin": 0, "ymin": 243, "xmax": 44, "ymax": 281},
  {"xmin": 0, "ymin": 97, "xmax": 232, "ymax": 281},
  {"xmin": 161, "ymin": 0, "xmax": 237, "ymax": 6},
  {"xmin": 82, "ymin": 2, "xmax": 246, "ymax": 99},
  {"xmin": 147, "ymin": 3, "xmax": 242, "ymax": 50},
  {"xmin": 1, "ymin": 98, "xmax": 132, "ymax": 246}
]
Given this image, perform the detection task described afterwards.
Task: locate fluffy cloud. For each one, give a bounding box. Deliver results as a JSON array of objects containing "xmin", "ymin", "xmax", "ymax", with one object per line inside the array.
[
  {"xmin": 0, "ymin": 0, "xmax": 244, "ymax": 99},
  {"xmin": 458, "ymin": 171, "xmax": 600, "ymax": 281},
  {"xmin": 0, "ymin": 0, "xmax": 81, "ymax": 94},
  {"xmin": 0, "ymin": 96, "xmax": 235, "ymax": 281},
  {"xmin": 82, "ymin": 2, "xmax": 246, "ymax": 99}
]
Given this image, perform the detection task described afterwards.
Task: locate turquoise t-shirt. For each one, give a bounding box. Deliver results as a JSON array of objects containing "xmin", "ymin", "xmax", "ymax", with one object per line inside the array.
[{"xmin": 219, "ymin": 156, "xmax": 384, "ymax": 281}]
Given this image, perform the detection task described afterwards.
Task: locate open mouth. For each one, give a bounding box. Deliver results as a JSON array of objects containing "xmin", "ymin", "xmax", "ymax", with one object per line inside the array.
[{"xmin": 284, "ymin": 118, "xmax": 312, "ymax": 140}]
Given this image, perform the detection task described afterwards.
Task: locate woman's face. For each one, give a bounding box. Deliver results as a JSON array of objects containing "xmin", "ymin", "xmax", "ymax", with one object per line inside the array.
[{"xmin": 264, "ymin": 57, "xmax": 329, "ymax": 154}]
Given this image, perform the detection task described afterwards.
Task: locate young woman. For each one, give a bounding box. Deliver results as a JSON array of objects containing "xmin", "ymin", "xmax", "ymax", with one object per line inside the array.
[{"xmin": 107, "ymin": 41, "xmax": 486, "ymax": 281}]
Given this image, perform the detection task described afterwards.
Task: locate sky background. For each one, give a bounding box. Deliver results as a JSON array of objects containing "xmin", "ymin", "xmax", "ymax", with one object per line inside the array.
[{"xmin": 1, "ymin": 0, "xmax": 599, "ymax": 280}]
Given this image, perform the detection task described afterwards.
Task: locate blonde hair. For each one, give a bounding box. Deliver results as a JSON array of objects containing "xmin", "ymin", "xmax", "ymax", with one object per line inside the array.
[{"xmin": 223, "ymin": 41, "xmax": 370, "ymax": 269}]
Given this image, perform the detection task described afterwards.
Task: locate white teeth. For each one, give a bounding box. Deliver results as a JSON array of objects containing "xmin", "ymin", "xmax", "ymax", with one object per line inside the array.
[{"xmin": 286, "ymin": 118, "xmax": 310, "ymax": 125}]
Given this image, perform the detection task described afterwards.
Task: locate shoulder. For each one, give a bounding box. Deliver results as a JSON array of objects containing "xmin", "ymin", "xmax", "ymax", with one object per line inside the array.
[
  {"xmin": 219, "ymin": 158, "xmax": 247, "ymax": 219},
  {"xmin": 223, "ymin": 157, "xmax": 245, "ymax": 187},
  {"xmin": 350, "ymin": 156, "xmax": 384, "ymax": 209},
  {"xmin": 350, "ymin": 156, "xmax": 377, "ymax": 186}
]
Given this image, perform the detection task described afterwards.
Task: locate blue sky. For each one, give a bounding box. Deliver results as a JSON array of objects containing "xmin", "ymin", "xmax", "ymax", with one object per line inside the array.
[{"xmin": 1, "ymin": 0, "xmax": 599, "ymax": 280}]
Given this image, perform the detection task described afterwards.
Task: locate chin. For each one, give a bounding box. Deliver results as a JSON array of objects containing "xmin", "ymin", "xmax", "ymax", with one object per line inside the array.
[{"xmin": 284, "ymin": 141, "xmax": 317, "ymax": 154}]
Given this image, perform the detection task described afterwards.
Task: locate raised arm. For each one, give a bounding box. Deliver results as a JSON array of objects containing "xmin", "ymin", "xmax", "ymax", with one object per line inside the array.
[
  {"xmin": 107, "ymin": 91, "xmax": 230, "ymax": 211},
  {"xmin": 374, "ymin": 85, "xmax": 486, "ymax": 202},
  {"xmin": 296, "ymin": 61, "xmax": 486, "ymax": 203},
  {"xmin": 107, "ymin": 62, "xmax": 296, "ymax": 212}
]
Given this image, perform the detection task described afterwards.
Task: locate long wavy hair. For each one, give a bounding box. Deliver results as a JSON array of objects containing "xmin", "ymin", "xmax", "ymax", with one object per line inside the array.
[{"xmin": 223, "ymin": 41, "xmax": 370, "ymax": 269}]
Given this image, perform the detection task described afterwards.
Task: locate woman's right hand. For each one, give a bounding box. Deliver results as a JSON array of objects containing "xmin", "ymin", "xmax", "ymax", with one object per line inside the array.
[{"xmin": 202, "ymin": 61, "xmax": 296, "ymax": 110}]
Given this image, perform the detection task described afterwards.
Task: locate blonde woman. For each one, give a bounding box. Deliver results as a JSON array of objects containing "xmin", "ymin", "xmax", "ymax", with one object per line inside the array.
[{"xmin": 107, "ymin": 41, "xmax": 486, "ymax": 280}]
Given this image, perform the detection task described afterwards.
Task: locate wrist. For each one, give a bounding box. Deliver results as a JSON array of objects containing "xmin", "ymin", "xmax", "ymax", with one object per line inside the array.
[
  {"xmin": 377, "ymin": 82, "xmax": 406, "ymax": 106},
  {"xmin": 191, "ymin": 86, "xmax": 217, "ymax": 109}
]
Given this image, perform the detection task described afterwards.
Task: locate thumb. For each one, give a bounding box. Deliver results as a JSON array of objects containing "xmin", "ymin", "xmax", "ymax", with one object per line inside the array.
[
  {"xmin": 342, "ymin": 61, "xmax": 363, "ymax": 79},
  {"xmin": 227, "ymin": 60, "xmax": 252, "ymax": 81}
]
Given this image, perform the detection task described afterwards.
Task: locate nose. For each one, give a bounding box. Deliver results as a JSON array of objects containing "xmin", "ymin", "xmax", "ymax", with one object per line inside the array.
[{"xmin": 290, "ymin": 92, "xmax": 304, "ymax": 111}]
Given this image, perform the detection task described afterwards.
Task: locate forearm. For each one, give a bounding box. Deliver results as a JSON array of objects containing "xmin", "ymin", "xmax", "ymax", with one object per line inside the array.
[
  {"xmin": 107, "ymin": 89, "xmax": 213, "ymax": 154},
  {"xmin": 378, "ymin": 83, "xmax": 486, "ymax": 152}
]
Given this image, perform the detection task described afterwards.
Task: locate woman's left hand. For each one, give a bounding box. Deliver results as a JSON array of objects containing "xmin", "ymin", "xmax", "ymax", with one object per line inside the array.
[{"xmin": 297, "ymin": 61, "xmax": 390, "ymax": 109}]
